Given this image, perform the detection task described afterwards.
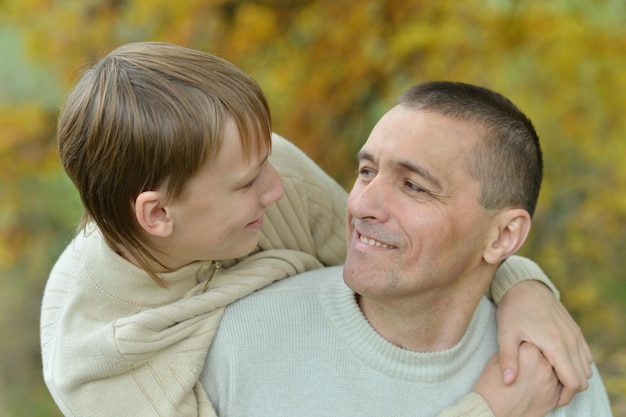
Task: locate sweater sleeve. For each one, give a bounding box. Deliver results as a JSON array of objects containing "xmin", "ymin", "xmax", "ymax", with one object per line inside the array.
[
  {"xmin": 441, "ymin": 365, "xmax": 613, "ymax": 417},
  {"xmin": 256, "ymin": 133, "xmax": 348, "ymax": 266},
  {"xmin": 112, "ymin": 249, "xmax": 323, "ymax": 417},
  {"xmin": 436, "ymin": 393, "xmax": 496, "ymax": 417},
  {"xmin": 42, "ymin": 229, "xmax": 321, "ymax": 417},
  {"xmin": 488, "ymin": 255, "xmax": 560, "ymax": 305}
]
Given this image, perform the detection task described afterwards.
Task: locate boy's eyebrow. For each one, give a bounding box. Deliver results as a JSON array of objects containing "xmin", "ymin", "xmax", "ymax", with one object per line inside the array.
[
  {"xmin": 244, "ymin": 150, "xmax": 269, "ymax": 172},
  {"xmin": 357, "ymin": 149, "xmax": 442, "ymax": 190},
  {"xmin": 234, "ymin": 152, "xmax": 269, "ymax": 185},
  {"xmin": 257, "ymin": 153, "xmax": 270, "ymax": 169}
]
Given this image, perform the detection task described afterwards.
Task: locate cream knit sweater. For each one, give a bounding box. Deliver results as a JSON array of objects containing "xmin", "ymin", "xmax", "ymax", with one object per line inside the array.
[
  {"xmin": 202, "ymin": 267, "xmax": 610, "ymax": 417},
  {"xmin": 40, "ymin": 134, "xmax": 555, "ymax": 417}
]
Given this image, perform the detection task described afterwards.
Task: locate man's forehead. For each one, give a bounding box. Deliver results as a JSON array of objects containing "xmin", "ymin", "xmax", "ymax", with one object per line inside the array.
[
  {"xmin": 360, "ymin": 107, "xmax": 481, "ymax": 186},
  {"xmin": 364, "ymin": 107, "xmax": 478, "ymax": 153}
]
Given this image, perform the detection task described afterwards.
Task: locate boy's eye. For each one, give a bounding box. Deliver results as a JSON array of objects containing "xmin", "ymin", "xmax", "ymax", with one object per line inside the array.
[{"xmin": 242, "ymin": 177, "xmax": 257, "ymax": 188}]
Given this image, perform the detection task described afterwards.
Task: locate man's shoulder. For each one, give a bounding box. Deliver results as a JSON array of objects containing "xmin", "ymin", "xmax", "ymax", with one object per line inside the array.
[
  {"xmin": 243, "ymin": 265, "xmax": 343, "ymax": 299},
  {"xmin": 215, "ymin": 266, "xmax": 346, "ymax": 349},
  {"xmin": 221, "ymin": 265, "xmax": 344, "ymax": 318}
]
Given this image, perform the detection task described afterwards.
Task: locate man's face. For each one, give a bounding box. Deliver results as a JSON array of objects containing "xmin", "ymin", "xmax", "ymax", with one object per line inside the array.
[{"xmin": 343, "ymin": 105, "xmax": 497, "ymax": 305}]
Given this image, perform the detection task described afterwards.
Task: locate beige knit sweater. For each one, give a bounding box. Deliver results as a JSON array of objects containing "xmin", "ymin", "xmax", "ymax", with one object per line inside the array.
[{"xmin": 40, "ymin": 134, "xmax": 555, "ymax": 417}]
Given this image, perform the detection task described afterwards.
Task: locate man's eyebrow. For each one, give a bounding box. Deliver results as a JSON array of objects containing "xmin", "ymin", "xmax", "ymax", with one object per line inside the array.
[
  {"xmin": 357, "ymin": 148, "xmax": 441, "ymax": 190},
  {"xmin": 398, "ymin": 160, "xmax": 442, "ymax": 190},
  {"xmin": 356, "ymin": 149, "xmax": 374, "ymax": 163}
]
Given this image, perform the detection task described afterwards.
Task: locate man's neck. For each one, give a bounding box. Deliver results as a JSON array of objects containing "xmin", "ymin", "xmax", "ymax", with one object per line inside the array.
[{"xmin": 356, "ymin": 284, "xmax": 487, "ymax": 352}]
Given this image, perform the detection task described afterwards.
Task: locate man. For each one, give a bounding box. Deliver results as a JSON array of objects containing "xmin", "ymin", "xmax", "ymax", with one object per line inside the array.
[{"xmin": 200, "ymin": 82, "xmax": 612, "ymax": 416}]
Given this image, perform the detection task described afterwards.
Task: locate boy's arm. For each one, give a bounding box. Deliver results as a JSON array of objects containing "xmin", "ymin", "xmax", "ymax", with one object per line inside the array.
[
  {"xmin": 489, "ymin": 255, "xmax": 593, "ymax": 405},
  {"xmin": 436, "ymin": 394, "xmax": 495, "ymax": 417},
  {"xmin": 472, "ymin": 347, "xmax": 613, "ymax": 417},
  {"xmin": 469, "ymin": 343, "xmax": 560, "ymax": 417},
  {"xmin": 489, "ymin": 255, "xmax": 559, "ymax": 303},
  {"xmin": 442, "ymin": 257, "xmax": 598, "ymax": 417}
]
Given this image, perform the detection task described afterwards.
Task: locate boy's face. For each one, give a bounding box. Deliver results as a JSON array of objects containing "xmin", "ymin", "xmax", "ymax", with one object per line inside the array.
[{"xmin": 164, "ymin": 117, "xmax": 284, "ymax": 267}]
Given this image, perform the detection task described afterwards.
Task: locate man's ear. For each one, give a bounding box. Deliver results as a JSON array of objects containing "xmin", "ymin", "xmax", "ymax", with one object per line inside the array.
[
  {"xmin": 134, "ymin": 191, "xmax": 174, "ymax": 237},
  {"xmin": 484, "ymin": 209, "xmax": 531, "ymax": 265}
]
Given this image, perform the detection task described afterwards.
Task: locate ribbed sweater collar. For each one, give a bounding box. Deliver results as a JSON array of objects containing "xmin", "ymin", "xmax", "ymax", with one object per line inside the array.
[{"xmin": 321, "ymin": 274, "xmax": 494, "ymax": 382}]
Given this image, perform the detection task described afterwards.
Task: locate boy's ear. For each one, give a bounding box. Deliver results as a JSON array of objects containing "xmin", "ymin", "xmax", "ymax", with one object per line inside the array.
[
  {"xmin": 134, "ymin": 191, "xmax": 174, "ymax": 237},
  {"xmin": 484, "ymin": 209, "xmax": 531, "ymax": 265}
]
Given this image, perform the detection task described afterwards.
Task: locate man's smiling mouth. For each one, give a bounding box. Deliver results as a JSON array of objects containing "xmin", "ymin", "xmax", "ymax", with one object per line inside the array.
[{"xmin": 358, "ymin": 233, "xmax": 394, "ymax": 249}]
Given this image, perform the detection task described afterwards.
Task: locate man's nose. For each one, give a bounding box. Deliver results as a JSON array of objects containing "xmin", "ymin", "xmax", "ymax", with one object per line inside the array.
[{"xmin": 348, "ymin": 177, "xmax": 389, "ymax": 222}]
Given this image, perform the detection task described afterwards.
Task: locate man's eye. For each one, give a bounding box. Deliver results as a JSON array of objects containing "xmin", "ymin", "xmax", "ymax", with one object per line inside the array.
[
  {"xmin": 358, "ymin": 167, "xmax": 375, "ymax": 177},
  {"xmin": 405, "ymin": 181, "xmax": 426, "ymax": 193}
]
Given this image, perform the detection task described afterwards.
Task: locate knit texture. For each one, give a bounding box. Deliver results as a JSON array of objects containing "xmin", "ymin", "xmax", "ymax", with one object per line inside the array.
[
  {"xmin": 202, "ymin": 266, "xmax": 612, "ymax": 417},
  {"xmin": 489, "ymin": 256, "xmax": 560, "ymax": 304}
]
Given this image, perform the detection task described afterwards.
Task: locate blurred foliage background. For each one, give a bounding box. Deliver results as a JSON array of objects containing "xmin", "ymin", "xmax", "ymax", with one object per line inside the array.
[{"xmin": 0, "ymin": 0, "xmax": 624, "ymax": 415}]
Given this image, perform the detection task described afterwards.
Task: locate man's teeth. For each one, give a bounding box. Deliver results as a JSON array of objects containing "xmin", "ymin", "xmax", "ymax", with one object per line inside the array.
[{"xmin": 359, "ymin": 235, "xmax": 391, "ymax": 248}]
